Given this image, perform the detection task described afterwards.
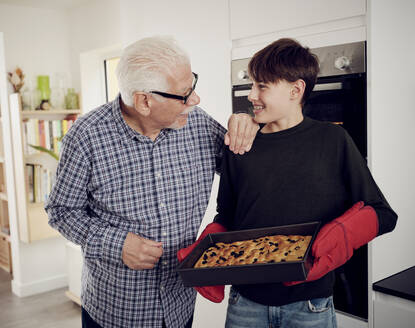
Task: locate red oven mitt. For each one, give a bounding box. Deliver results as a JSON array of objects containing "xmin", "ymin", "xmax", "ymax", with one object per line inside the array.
[
  {"xmin": 285, "ymin": 202, "xmax": 378, "ymax": 286},
  {"xmin": 177, "ymin": 222, "xmax": 227, "ymax": 303}
]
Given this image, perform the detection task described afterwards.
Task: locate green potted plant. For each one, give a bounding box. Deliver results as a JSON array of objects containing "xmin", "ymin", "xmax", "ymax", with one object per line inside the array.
[
  {"xmin": 28, "ymin": 144, "xmax": 59, "ymax": 161},
  {"xmin": 28, "ymin": 136, "xmax": 63, "ymax": 173}
]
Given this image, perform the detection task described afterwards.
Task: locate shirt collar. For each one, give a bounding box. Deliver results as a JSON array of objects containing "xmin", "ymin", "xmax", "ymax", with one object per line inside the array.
[{"xmin": 111, "ymin": 94, "xmax": 171, "ymax": 144}]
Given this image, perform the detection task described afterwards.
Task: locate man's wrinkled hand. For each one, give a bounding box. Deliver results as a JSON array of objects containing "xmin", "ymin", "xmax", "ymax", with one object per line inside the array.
[
  {"xmin": 225, "ymin": 113, "xmax": 259, "ymax": 155},
  {"xmin": 122, "ymin": 232, "xmax": 163, "ymax": 270}
]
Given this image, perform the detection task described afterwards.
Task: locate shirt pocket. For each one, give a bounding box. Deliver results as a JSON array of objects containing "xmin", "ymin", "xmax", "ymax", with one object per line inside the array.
[
  {"xmin": 166, "ymin": 161, "xmax": 200, "ymax": 214},
  {"xmin": 93, "ymin": 173, "xmax": 148, "ymax": 221}
]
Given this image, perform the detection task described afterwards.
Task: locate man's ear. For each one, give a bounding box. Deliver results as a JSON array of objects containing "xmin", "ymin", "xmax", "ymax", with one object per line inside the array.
[
  {"xmin": 134, "ymin": 92, "xmax": 151, "ymax": 116},
  {"xmin": 290, "ymin": 79, "xmax": 306, "ymax": 102}
]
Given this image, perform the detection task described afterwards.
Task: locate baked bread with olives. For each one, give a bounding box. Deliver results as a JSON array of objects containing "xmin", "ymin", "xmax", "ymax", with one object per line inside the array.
[{"xmin": 194, "ymin": 235, "xmax": 312, "ymax": 268}]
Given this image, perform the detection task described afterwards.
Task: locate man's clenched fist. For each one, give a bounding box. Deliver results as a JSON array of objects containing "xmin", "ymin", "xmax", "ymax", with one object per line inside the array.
[{"xmin": 122, "ymin": 232, "xmax": 163, "ymax": 270}]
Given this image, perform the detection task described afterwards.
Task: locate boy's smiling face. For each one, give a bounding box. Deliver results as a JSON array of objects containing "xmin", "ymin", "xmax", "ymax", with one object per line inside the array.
[{"xmin": 248, "ymin": 79, "xmax": 298, "ymax": 124}]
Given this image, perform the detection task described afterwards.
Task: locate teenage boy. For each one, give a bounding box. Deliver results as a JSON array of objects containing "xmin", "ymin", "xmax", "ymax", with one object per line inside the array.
[{"xmin": 179, "ymin": 38, "xmax": 397, "ymax": 327}]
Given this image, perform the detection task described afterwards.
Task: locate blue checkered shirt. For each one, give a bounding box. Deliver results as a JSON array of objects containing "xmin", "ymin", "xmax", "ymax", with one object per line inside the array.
[{"xmin": 46, "ymin": 95, "xmax": 226, "ymax": 328}]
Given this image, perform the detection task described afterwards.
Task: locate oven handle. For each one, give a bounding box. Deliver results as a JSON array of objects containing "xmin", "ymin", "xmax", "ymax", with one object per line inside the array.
[
  {"xmin": 313, "ymin": 82, "xmax": 343, "ymax": 91},
  {"xmin": 234, "ymin": 89, "xmax": 251, "ymax": 97}
]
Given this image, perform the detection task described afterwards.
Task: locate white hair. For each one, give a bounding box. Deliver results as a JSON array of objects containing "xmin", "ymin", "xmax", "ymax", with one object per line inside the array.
[{"xmin": 116, "ymin": 36, "xmax": 190, "ymax": 107}]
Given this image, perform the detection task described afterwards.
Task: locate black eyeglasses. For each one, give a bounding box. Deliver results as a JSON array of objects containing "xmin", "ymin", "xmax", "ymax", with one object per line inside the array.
[{"xmin": 149, "ymin": 72, "xmax": 198, "ymax": 105}]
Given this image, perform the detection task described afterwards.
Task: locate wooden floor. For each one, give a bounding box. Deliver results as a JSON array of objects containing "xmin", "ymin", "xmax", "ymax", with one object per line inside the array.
[{"xmin": 0, "ymin": 269, "xmax": 81, "ymax": 327}]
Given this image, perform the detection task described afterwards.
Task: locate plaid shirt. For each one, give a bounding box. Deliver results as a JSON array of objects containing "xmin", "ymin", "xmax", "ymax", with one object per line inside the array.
[{"xmin": 46, "ymin": 95, "xmax": 226, "ymax": 328}]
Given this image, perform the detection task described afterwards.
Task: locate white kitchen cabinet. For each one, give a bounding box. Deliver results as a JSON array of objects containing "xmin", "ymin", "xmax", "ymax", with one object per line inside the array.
[
  {"xmin": 229, "ymin": 0, "xmax": 366, "ymax": 41},
  {"xmin": 65, "ymin": 242, "xmax": 82, "ymax": 305},
  {"xmin": 367, "ymin": 0, "xmax": 415, "ymax": 286},
  {"xmin": 373, "ymin": 292, "xmax": 415, "ymax": 328}
]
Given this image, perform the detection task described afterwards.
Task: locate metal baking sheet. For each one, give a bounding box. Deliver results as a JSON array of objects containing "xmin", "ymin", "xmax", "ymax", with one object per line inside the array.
[{"xmin": 177, "ymin": 221, "xmax": 320, "ymax": 287}]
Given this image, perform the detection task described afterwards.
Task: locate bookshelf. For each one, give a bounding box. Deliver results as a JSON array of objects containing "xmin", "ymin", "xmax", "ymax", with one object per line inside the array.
[
  {"xmin": 0, "ymin": 107, "xmax": 12, "ymax": 273},
  {"xmin": 21, "ymin": 109, "xmax": 81, "ymax": 119},
  {"xmin": 8, "ymin": 93, "xmax": 81, "ymax": 243},
  {"xmin": 0, "ymin": 149, "xmax": 11, "ymax": 272},
  {"xmin": 0, "ymin": 33, "xmax": 13, "ymax": 274}
]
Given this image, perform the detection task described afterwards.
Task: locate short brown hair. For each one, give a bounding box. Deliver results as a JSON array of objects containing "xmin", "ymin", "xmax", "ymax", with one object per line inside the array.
[{"xmin": 248, "ymin": 38, "xmax": 319, "ymax": 105}]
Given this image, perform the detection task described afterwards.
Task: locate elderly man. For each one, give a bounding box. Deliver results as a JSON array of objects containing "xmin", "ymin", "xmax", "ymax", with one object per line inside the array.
[{"xmin": 45, "ymin": 36, "xmax": 258, "ymax": 328}]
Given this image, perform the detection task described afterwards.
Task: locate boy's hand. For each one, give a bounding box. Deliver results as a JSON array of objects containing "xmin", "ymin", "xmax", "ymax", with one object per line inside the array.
[{"xmin": 225, "ymin": 113, "xmax": 259, "ymax": 155}]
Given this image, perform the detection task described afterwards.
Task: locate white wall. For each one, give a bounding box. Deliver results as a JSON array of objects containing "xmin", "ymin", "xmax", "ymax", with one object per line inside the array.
[
  {"xmin": 0, "ymin": 4, "xmax": 72, "ymax": 89},
  {"xmin": 367, "ymin": 0, "xmax": 415, "ymax": 282},
  {"xmin": 0, "ymin": 3, "xmax": 74, "ymax": 297},
  {"xmin": 66, "ymin": 0, "xmax": 121, "ymax": 93}
]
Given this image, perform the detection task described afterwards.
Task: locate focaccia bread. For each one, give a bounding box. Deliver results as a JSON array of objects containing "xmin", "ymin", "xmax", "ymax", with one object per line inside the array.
[{"xmin": 194, "ymin": 234, "xmax": 312, "ymax": 268}]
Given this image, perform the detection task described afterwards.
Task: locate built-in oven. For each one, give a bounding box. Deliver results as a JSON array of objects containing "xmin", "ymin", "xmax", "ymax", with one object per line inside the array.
[{"xmin": 231, "ymin": 41, "xmax": 368, "ymax": 321}]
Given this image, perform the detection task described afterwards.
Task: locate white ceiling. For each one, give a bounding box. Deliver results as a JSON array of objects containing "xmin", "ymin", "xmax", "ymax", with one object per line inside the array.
[{"xmin": 0, "ymin": 0, "xmax": 90, "ymax": 10}]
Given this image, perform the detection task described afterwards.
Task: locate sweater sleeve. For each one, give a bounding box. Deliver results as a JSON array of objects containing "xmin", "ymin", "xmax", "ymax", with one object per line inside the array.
[
  {"xmin": 214, "ymin": 147, "xmax": 237, "ymax": 229},
  {"xmin": 201, "ymin": 109, "xmax": 226, "ymax": 174},
  {"xmin": 340, "ymin": 130, "xmax": 397, "ymax": 235}
]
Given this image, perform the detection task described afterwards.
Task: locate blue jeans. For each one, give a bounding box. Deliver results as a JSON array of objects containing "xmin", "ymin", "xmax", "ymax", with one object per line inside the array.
[{"xmin": 225, "ymin": 287, "xmax": 337, "ymax": 328}]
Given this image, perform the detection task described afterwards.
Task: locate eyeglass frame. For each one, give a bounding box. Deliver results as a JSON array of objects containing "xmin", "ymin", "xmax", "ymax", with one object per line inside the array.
[{"xmin": 148, "ymin": 72, "xmax": 198, "ymax": 105}]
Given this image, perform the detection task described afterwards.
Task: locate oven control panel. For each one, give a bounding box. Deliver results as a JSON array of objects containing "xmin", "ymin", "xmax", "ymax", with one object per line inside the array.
[
  {"xmin": 232, "ymin": 58, "xmax": 252, "ymax": 86},
  {"xmin": 232, "ymin": 41, "xmax": 365, "ymax": 86},
  {"xmin": 313, "ymin": 41, "xmax": 365, "ymax": 77}
]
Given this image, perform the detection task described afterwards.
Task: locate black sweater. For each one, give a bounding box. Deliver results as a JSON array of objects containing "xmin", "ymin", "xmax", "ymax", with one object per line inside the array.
[{"xmin": 215, "ymin": 116, "xmax": 397, "ymax": 306}]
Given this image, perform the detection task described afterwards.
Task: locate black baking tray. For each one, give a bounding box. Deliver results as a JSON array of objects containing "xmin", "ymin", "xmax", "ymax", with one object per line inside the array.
[{"xmin": 177, "ymin": 221, "xmax": 320, "ymax": 286}]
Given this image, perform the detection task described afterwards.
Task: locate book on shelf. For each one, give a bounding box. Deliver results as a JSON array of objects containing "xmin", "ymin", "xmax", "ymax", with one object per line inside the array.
[
  {"xmin": 23, "ymin": 118, "xmax": 76, "ymax": 156},
  {"xmin": 25, "ymin": 164, "xmax": 55, "ymax": 203},
  {"xmin": 26, "ymin": 164, "xmax": 34, "ymax": 202},
  {"xmin": 22, "ymin": 116, "xmax": 77, "ymax": 204}
]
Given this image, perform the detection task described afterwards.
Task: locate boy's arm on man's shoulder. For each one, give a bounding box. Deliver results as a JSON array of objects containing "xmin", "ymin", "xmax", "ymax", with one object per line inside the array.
[{"xmin": 197, "ymin": 107, "xmax": 259, "ymax": 155}]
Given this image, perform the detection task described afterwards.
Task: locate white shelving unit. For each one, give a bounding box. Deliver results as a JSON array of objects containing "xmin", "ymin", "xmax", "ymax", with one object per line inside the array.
[
  {"xmin": 0, "ymin": 33, "xmax": 15, "ymax": 274},
  {"xmin": 8, "ymin": 93, "xmax": 81, "ymax": 243}
]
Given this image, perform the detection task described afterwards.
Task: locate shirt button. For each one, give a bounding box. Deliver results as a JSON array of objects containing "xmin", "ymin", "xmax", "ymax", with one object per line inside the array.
[
  {"xmin": 162, "ymin": 261, "xmax": 168, "ymax": 265},
  {"xmin": 155, "ymin": 171, "xmax": 161, "ymax": 178},
  {"xmin": 160, "ymin": 285, "xmax": 165, "ymax": 291},
  {"xmin": 159, "ymin": 202, "xmax": 165, "ymax": 208},
  {"xmin": 161, "ymin": 231, "xmax": 167, "ymax": 237}
]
